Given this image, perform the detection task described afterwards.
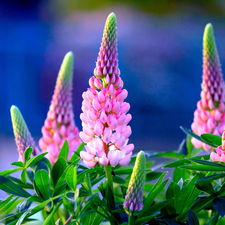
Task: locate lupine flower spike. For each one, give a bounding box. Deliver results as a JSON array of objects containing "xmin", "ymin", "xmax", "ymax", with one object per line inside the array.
[
  {"xmin": 124, "ymin": 151, "xmax": 146, "ymax": 214},
  {"xmin": 79, "ymin": 12, "xmax": 134, "ymax": 168},
  {"xmin": 191, "ymin": 23, "xmax": 225, "ymax": 151},
  {"xmin": 10, "ymin": 105, "xmax": 39, "ymax": 161},
  {"xmin": 211, "ymin": 129, "xmax": 225, "ymax": 162},
  {"xmin": 39, "ymin": 52, "xmax": 81, "ymax": 164}
]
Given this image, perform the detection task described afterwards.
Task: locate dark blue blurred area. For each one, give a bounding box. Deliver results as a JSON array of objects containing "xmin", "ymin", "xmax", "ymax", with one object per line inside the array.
[{"xmin": 1, "ymin": 1, "xmax": 225, "ymax": 152}]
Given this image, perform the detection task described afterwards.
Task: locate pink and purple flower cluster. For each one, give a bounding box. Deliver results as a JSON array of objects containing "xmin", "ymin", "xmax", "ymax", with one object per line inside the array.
[
  {"xmin": 79, "ymin": 13, "xmax": 134, "ymax": 168},
  {"xmin": 191, "ymin": 24, "xmax": 225, "ymax": 151}
]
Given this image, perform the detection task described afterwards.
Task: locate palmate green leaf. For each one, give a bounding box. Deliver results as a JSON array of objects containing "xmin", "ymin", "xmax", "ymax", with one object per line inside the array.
[
  {"xmin": 24, "ymin": 147, "xmax": 33, "ymax": 163},
  {"xmin": 188, "ymin": 209, "xmax": 199, "ymax": 225},
  {"xmin": 52, "ymin": 158, "xmax": 67, "ymax": 187},
  {"xmin": 148, "ymin": 199, "xmax": 173, "ymax": 215},
  {"xmin": 0, "ymin": 175, "xmax": 30, "ymax": 197},
  {"xmin": 79, "ymin": 210, "xmax": 105, "ymax": 225},
  {"xmin": 180, "ymin": 126, "xmax": 217, "ymax": 147},
  {"xmin": 69, "ymin": 142, "xmax": 85, "ymax": 163},
  {"xmin": 54, "ymin": 158, "xmax": 80, "ymax": 195},
  {"xmin": 26, "ymin": 152, "xmax": 48, "ymax": 168},
  {"xmin": 213, "ymin": 197, "xmax": 225, "ymax": 217},
  {"xmin": 201, "ymin": 133, "xmax": 222, "ymax": 147},
  {"xmin": 91, "ymin": 174, "xmax": 105, "ymax": 186},
  {"xmin": 34, "ymin": 169, "xmax": 50, "ymax": 200},
  {"xmin": 114, "ymin": 167, "xmax": 134, "ymax": 175},
  {"xmin": 66, "ymin": 165, "xmax": 77, "ymax": 191},
  {"xmin": 58, "ymin": 140, "xmax": 69, "ymax": 161},
  {"xmin": 8, "ymin": 176, "xmax": 33, "ymax": 189}
]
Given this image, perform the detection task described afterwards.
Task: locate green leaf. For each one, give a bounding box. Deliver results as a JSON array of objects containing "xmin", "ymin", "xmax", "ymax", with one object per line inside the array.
[
  {"xmin": 24, "ymin": 147, "xmax": 33, "ymax": 163},
  {"xmin": 69, "ymin": 142, "xmax": 85, "ymax": 163},
  {"xmin": 189, "ymin": 158, "xmax": 225, "ymax": 168},
  {"xmin": 166, "ymin": 182, "xmax": 181, "ymax": 210},
  {"xmin": 58, "ymin": 140, "xmax": 69, "ymax": 161},
  {"xmin": 52, "ymin": 158, "xmax": 67, "ymax": 187},
  {"xmin": 213, "ymin": 197, "xmax": 225, "ymax": 217},
  {"xmin": 177, "ymin": 175, "xmax": 202, "ymax": 221},
  {"xmin": 150, "ymin": 151, "xmax": 185, "ymax": 159},
  {"xmin": 201, "ymin": 133, "xmax": 222, "ymax": 146},
  {"xmin": 133, "ymin": 213, "xmax": 158, "ymax": 225},
  {"xmin": 0, "ymin": 168, "xmax": 22, "ymax": 176},
  {"xmin": 180, "ymin": 126, "xmax": 217, "ymax": 147},
  {"xmin": 195, "ymin": 180, "xmax": 214, "ymax": 194},
  {"xmin": 138, "ymin": 173, "xmax": 169, "ymax": 218},
  {"xmin": 188, "ymin": 209, "xmax": 199, "ymax": 225},
  {"xmin": 16, "ymin": 210, "xmax": 30, "ymax": 225},
  {"xmin": 114, "ymin": 167, "xmax": 135, "ymax": 175},
  {"xmin": 180, "ymin": 165, "xmax": 225, "ymax": 171},
  {"xmin": 113, "ymin": 176, "xmax": 126, "ymax": 184},
  {"xmin": 145, "ymin": 171, "xmax": 163, "ymax": 182},
  {"xmin": 26, "ymin": 152, "xmax": 48, "ymax": 168},
  {"xmin": 21, "ymin": 170, "xmax": 27, "ymax": 184},
  {"xmin": 54, "ymin": 158, "xmax": 80, "ymax": 195},
  {"xmin": 43, "ymin": 201, "xmax": 63, "ymax": 225},
  {"xmin": 0, "ymin": 175, "xmax": 30, "ymax": 197},
  {"xmin": 66, "ymin": 165, "xmax": 77, "ymax": 191},
  {"xmin": 11, "ymin": 162, "xmax": 24, "ymax": 167},
  {"xmin": 34, "ymin": 169, "xmax": 50, "ymax": 200}
]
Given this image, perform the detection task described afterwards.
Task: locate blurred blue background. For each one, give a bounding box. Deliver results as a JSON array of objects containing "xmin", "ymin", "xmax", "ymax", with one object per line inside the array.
[{"xmin": 1, "ymin": 0, "xmax": 225, "ymax": 167}]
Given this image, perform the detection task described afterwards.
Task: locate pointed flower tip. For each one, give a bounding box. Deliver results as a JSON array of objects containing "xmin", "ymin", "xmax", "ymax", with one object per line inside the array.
[
  {"xmin": 59, "ymin": 52, "xmax": 74, "ymax": 82},
  {"xmin": 107, "ymin": 12, "xmax": 117, "ymax": 21},
  {"xmin": 203, "ymin": 23, "xmax": 216, "ymax": 51},
  {"xmin": 10, "ymin": 105, "xmax": 19, "ymax": 115}
]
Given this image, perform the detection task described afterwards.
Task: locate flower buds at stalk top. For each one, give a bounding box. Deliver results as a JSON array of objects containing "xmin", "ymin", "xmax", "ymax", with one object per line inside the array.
[
  {"xmin": 39, "ymin": 52, "xmax": 81, "ymax": 164},
  {"xmin": 124, "ymin": 151, "xmax": 146, "ymax": 214},
  {"xmin": 191, "ymin": 23, "xmax": 225, "ymax": 151},
  {"xmin": 79, "ymin": 13, "xmax": 134, "ymax": 168},
  {"xmin": 10, "ymin": 105, "xmax": 39, "ymax": 161}
]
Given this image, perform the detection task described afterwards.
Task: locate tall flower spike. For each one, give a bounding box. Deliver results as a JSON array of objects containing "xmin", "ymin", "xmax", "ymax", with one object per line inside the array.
[
  {"xmin": 124, "ymin": 151, "xmax": 146, "ymax": 214},
  {"xmin": 191, "ymin": 23, "xmax": 225, "ymax": 151},
  {"xmin": 10, "ymin": 105, "xmax": 39, "ymax": 161},
  {"xmin": 39, "ymin": 52, "xmax": 81, "ymax": 164},
  {"xmin": 79, "ymin": 12, "xmax": 134, "ymax": 168}
]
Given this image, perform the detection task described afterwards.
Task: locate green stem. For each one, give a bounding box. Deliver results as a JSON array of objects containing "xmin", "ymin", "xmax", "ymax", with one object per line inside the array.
[
  {"xmin": 104, "ymin": 164, "xmax": 114, "ymax": 193},
  {"xmin": 128, "ymin": 214, "xmax": 134, "ymax": 225}
]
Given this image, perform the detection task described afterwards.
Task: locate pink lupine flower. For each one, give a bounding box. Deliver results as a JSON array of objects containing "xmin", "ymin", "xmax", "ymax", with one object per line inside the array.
[
  {"xmin": 39, "ymin": 52, "xmax": 81, "ymax": 164},
  {"xmin": 79, "ymin": 13, "xmax": 134, "ymax": 168},
  {"xmin": 191, "ymin": 23, "xmax": 225, "ymax": 151},
  {"xmin": 10, "ymin": 105, "xmax": 39, "ymax": 161},
  {"xmin": 210, "ymin": 131, "xmax": 225, "ymax": 162}
]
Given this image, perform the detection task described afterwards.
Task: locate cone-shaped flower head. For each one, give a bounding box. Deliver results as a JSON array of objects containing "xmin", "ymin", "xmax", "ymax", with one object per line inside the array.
[
  {"xmin": 39, "ymin": 52, "xmax": 81, "ymax": 164},
  {"xmin": 124, "ymin": 151, "xmax": 146, "ymax": 214},
  {"xmin": 210, "ymin": 129, "xmax": 225, "ymax": 162},
  {"xmin": 191, "ymin": 23, "xmax": 225, "ymax": 151},
  {"xmin": 79, "ymin": 13, "xmax": 134, "ymax": 168},
  {"xmin": 10, "ymin": 105, "xmax": 39, "ymax": 161}
]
